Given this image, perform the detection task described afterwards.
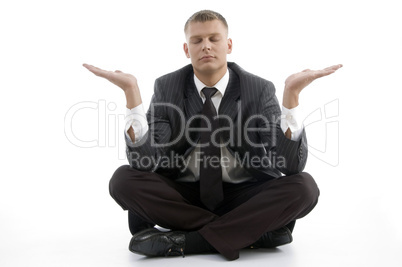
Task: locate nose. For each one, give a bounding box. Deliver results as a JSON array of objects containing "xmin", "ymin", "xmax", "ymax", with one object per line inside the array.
[{"xmin": 202, "ymin": 40, "xmax": 211, "ymax": 51}]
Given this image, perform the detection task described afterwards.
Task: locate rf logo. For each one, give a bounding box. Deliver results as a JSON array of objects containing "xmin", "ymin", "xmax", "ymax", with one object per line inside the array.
[{"xmin": 303, "ymin": 99, "xmax": 339, "ymax": 167}]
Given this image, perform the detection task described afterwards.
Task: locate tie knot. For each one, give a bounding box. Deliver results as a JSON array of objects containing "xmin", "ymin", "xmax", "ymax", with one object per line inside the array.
[{"xmin": 202, "ymin": 87, "xmax": 218, "ymax": 100}]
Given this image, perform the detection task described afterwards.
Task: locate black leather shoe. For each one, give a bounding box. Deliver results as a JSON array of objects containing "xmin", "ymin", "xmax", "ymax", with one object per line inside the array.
[
  {"xmin": 249, "ymin": 226, "xmax": 293, "ymax": 249},
  {"xmin": 129, "ymin": 228, "xmax": 186, "ymax": 257}
]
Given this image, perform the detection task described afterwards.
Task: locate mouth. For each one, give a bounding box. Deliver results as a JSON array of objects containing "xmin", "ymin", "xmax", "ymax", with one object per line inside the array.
[{"xmin": 200, "ymin": 55, "xmax": 215, "ymax": 60}]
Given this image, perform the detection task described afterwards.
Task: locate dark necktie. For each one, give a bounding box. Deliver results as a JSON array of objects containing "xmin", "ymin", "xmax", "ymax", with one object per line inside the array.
[{"xmin": 199, "ymin": 87, "xmax": 223, "ymax": 211}]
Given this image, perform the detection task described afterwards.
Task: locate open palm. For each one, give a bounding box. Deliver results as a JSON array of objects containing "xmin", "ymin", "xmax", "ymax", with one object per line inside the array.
[
  {"xmin": 285, "ymin": 64, "xmax": 343, "ymax": 94},
  {"xmin": 83, "ymin": 63, "xmax": 137, "ymax": 92}
]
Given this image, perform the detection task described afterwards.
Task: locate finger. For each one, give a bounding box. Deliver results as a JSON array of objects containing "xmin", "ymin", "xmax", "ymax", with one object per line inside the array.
[
  {"xmin": 324, "ymin": 64, "xmax": 343, "ymax": 71},
  {"xmin": 313, "ymin": 64, "xmax": 342, "ymax": 78},
  {"xmin": 302, "ymin": 69, "xmax": 311, "ymax": 72},
  {"xmin": 115, "ymin": 70, "xmax": 123, "ymax": 73},
  {"xmin": 83, "ymin": 64, "xmax": 111, "ymax": 78},
  {"xmin": 83, "ymin": 63, "xmax": 102, "ymax": 70},
  {"xmin": 314, "ymin": 70, "xmax": 335, "ymax": 79},
  {"xmin": 92, "ymin": 68, "xmax": 111, "ymax": 78}
]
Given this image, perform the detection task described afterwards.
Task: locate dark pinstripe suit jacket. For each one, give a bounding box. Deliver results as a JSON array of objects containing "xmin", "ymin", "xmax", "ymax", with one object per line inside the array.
[{"xmin": 125, "ymin": 62, "xmax": 307, "ymax": 181}]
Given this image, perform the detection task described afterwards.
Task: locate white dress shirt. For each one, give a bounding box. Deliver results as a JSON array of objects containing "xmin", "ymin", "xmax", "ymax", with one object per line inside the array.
[{"xmin": 125, "ymin": 69, "xmax": 304, "ymax": 183}]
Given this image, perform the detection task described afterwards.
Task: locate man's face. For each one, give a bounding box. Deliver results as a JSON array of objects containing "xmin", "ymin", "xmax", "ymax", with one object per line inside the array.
[{"xmin": 184, "ymin": 20, "xmax": 232, "ymax": 76}]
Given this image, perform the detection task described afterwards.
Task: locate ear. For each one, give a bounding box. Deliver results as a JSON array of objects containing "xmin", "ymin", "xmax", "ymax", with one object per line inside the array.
[
  {"xmin": 183, "ymin": 43, "xmax": 190, "ymax": 58},
  {"xmin": 227, "ymin": 38, "xmax": 233, "ymax": 54}
]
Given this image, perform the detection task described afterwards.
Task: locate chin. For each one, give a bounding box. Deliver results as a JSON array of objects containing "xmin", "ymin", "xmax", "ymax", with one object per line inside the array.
[{"xmin": 195, "ymin": 63, "xmax": 221, "ymax": 73}]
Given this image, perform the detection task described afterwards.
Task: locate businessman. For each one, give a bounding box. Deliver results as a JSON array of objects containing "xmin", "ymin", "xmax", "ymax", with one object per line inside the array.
[{"xmin": 83, "ymin": 10, "xmax": 342, "ymax": 260}]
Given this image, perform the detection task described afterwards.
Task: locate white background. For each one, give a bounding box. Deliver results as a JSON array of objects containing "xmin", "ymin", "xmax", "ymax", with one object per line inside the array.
[{"xmin": 1, "ymin": 0, "xmax": 401, "ymax": 266}]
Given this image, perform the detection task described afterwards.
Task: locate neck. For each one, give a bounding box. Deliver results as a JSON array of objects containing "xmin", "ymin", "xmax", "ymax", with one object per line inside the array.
[{"xmin": 194, "ymin": 66, "xmax": 227, "ymax": 87}]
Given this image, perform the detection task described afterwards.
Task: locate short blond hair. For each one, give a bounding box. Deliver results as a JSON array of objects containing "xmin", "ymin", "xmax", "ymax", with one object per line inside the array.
[{"xmin": 184, "ymin": 10, "xmax": 228, "ymax": 33}]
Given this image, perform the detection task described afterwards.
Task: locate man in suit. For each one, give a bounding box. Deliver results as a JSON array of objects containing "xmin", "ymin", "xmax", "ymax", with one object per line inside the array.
[{"xmin": 83, "ymin": 10, "xmax": 342, "ymax": 260}]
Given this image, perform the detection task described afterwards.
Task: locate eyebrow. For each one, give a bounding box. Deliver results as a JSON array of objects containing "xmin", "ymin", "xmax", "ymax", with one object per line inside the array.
[{"xmin": 189, "ymin": 33, "xmax": 222, "ymax": 39}]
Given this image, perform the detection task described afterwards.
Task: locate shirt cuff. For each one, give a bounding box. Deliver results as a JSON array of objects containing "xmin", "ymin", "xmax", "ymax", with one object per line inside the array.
[
  {"xmin": 280, "ymin": 105, "xmax": 304, "ymax": 141},
  {"xmin": 125, "ymin": 104, "xmax": 149, "ymax": 143}
]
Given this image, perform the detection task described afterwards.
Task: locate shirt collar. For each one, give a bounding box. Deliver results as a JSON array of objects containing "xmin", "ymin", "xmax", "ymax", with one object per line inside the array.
[{"xmin": 194, "ymin": 68, "xmax": 229, "ymax": 98}]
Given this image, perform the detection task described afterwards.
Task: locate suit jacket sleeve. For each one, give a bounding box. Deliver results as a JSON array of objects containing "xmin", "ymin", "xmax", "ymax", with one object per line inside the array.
[
  {"xmin": 258, "ymin": 80, "xmax": 308, "ymax": 175},
  {"xmin": 125, "ymin": 78, "xmax": 172, "ymax": 171}
]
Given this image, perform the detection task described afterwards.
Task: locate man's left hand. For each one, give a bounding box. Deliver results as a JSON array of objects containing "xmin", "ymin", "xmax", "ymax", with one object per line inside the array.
[{"xmin": 283, "ymin": 64, "xmax": 343, "ymax": 109}]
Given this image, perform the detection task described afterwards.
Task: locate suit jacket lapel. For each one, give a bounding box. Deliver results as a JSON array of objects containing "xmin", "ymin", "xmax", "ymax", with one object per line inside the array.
[
  {"xmin": 184, "ymin": 67, "xmax": 241, "ymax": 120},
  {"xmin": 184, "ymin": 73, "xmax": 203, "ymax": 120},
  {"xmin": 183, "ymin": 73, "xmax": 203, "ymax": 153},
  {"xmin": 182, "ymin": 67, "xmax": 241, "ymax": 151},
  {"xmin": 219, "ymin": 68, "xmax": 241, "ymax": 127}
]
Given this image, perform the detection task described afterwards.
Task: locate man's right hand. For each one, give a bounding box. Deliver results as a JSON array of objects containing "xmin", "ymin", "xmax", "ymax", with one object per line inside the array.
[
  {"xmin": 83, "ymin": 63, "xmax": 142, "ymax": 109},
  {"xmin": 83, "ymin": 63, "xmax": 138, "ymax": 92}
]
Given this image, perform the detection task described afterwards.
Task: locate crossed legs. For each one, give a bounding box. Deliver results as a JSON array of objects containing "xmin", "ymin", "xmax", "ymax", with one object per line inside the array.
[{"xmin": 109, "ymin": 165, "xmax": 319, "ymax": 260}]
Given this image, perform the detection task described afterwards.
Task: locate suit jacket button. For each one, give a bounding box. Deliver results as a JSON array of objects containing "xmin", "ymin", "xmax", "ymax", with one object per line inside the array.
[{"xmin": 299, "ymin": 148, "xmax": 303, "ymax": 158}]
